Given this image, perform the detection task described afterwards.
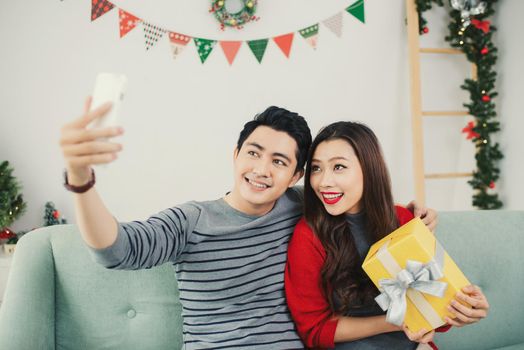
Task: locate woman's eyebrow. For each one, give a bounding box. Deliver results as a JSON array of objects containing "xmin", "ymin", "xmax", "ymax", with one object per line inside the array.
[
  {"xmin": 329, "ymin": 156, "xmax": 349, "ymax": 162},
  {"xmin": 311, "ymin": 156, "xmax": 349, "ymax": 162}
]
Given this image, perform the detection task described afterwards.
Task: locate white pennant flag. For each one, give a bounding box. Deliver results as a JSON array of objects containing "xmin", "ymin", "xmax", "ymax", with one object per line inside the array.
[
  {"xmin": 323, "ymin": 12, "xmax": 344, "ymax": 38},
  {"xmin": 168, "ymin": 32, "xmax": 191, "ymax": 60},
  {"xmin": 143, "ymin": 22, "xmax": 167, "ymax": 51}
]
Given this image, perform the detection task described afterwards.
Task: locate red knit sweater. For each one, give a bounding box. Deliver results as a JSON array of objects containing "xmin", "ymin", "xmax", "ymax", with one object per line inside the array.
[{"xmin": 284, "ymin": 206, "xmax": 450, "ymax": 349}]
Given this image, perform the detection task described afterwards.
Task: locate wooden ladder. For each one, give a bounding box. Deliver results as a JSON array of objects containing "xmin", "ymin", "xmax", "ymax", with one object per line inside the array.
[{"xmin": 406, "ymin": 0, "xmax": 476, "ymax": 205}]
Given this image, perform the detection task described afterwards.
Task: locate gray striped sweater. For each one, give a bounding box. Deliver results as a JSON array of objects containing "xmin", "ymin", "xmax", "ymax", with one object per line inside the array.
[{"xmin": 89, "ymin": 187, "xmax": 305, "ymax": 350}]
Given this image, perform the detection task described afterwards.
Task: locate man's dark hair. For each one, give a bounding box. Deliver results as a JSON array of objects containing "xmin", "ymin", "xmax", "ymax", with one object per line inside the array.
[{"xmin": 236, "ymin": 106, "xmax": 312, "ymax": 173}]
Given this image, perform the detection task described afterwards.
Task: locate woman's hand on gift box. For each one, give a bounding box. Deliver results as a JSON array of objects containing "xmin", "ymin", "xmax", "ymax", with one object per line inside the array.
[
  {"xmin": 401, "ymin": 324, "xmax": 435, "ymax": 344},
  {"xmin": 445, "ymin": 284, "xmax": 489, "ymax": 327}
]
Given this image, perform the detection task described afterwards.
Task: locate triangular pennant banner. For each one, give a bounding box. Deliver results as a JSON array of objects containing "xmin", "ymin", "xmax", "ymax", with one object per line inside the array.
[
  {"xmin": 87, "ymin": 2, "xmax": 366, "ymax": 64},
  {"xmin": 91, "ymin": 0, "xmax": 115, "ymax": 22},
  {"xmin": 143, "ymin": 22, "xmax": 167, "ymax": 51},
  {"xmin": 220, "ymin": 41, "xmax": 242, "ymax": 65},
  {"xmin": 346, "ymin": 0, "xmax": 365, "ymax": 23},
  {"xmin": 299, "ymin": 24, "xmax": 319, "ymax": 50},
  {"xmin": 119, "ymin": 9, "xmax": 141, "ymax": 38},
  {"xmin": 194, "ymin": 38, "xmax": 217, "ymax": 63},
  {"xmin": 273, "ymin": 33, "xmax": 294, "ymax": 58},
  {"xmin": 247, "ymin": 39, "xmax": 269, "ymax": 63},
  {"xmin": 323, "ymin": 12, "xmax": 344, "ymax": 37},
  {"xmin": 168, "ymin": 32, "xmax": 191, "ymax": 60}
]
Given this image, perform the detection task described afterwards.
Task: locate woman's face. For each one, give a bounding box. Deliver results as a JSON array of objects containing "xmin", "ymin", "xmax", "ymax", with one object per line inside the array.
[{"xmin": 309, "ymin": 139, "xmax": 364, "ymax": 216}]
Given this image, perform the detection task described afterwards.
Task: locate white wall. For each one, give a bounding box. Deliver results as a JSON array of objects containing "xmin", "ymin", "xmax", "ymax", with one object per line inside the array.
[{"xmin": 1, "ymin": 0, "xmax": 522, "ymax": 233}]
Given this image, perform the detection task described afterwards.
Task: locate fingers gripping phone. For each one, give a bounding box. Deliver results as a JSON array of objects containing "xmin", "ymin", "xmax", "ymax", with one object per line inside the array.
[{"xmin": 89, "ymin": 73, "xmax": 127, "ymax": 129}]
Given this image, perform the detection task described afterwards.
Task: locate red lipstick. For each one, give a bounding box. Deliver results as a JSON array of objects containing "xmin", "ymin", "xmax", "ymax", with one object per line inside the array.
[{"xmin": 321, "ymin": 192, "xmax": 343, "ymax": 205}]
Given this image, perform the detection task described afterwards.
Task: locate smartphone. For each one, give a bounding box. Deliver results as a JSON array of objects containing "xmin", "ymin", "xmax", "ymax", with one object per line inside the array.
[{"xmin": 89, "ymin": 73, "xmax": 127, "ymax": 129}]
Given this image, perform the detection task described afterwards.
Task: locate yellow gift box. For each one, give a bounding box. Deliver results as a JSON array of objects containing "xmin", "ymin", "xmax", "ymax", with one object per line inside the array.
[{"xmin": 362, "ymin": 217, "xmax": 470, "ymax": 332}]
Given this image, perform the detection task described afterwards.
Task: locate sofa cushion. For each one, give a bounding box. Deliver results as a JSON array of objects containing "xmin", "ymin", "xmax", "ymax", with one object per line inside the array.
[
  {"xmin": 434, "ymin": 211, "xmax": 524, "ymax": 350},
  {"xmin": 0, "ymin": 225, "xmax": 183, "ymax": 350}
]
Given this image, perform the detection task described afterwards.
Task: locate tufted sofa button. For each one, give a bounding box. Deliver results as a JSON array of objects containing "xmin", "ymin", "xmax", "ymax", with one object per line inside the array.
[{"xmin": 127, "ymin": 309, "xmax": 136, "ymax": 318}]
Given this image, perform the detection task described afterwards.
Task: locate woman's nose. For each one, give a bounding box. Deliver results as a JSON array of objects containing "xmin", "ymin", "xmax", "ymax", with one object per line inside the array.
[{"xmin": 319, "ymin": 171, "xmax": 334, "ymax": 188}]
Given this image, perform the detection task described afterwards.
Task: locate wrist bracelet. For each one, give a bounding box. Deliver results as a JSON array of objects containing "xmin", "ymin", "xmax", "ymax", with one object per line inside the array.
[{"xmin": 64, "ymin": 168, "xmax": 96, "ymax": 193}]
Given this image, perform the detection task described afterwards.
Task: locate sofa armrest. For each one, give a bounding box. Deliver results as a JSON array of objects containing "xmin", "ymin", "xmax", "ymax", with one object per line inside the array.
[{"xmin": 0, "ymin": 229, "xmax": 56, "ymax": 349}]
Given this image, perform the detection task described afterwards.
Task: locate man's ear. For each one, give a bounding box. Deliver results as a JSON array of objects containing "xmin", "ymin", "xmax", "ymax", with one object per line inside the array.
[
  {"xmin": 288, "ymin": 169, "xmax": 304, "ymax": 188},
  {"xmin": 233, "ymin": 147, "xmax": 239, "ymax": 160}
]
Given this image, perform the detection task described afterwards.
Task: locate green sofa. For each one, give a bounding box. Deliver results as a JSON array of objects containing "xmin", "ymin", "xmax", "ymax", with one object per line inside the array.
[
  {"xmin": 0, "ymin": 224, "xmax": 183, "ymax": 349},
  {"xmin": 0, "ymin": 211, "xmax": 522, "ymax": 349}
]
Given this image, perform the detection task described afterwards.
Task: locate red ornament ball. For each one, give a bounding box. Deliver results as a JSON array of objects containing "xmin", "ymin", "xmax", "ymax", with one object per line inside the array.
[
  {"xmin": 480, "ymin": 47, "xmax": 489, "ymax": 55},
  {"xmin": 489, "ymin": 181, "xmax": 495, "ymax": 189},
  {"xmin": 482, "ymin": 95, "xmax": 491, "ymax": 102},
  {"xmin": 53, "ymin": 210, "xmax": 60, "ymax": 219},
  {"xmin": 0, "ymin": 228, "xmax": 15, "ymax": 239},
  {"xmin": 422, "ymin": 27, "xmax": 429, "ymax": 34}
]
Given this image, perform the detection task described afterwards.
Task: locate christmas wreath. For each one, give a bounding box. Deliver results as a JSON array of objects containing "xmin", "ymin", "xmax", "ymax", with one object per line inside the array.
[{"xmin": 210, "ymin": 0, "xmax": 258, "ymax": 30}]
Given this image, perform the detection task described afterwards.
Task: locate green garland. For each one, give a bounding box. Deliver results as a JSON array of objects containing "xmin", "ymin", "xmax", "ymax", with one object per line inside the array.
[
  {"xmin": 416, "ymin": 0, "xmax": 502, "ymax": 209},
  {"xmin": 415, "ymin": 0, "xmax": 444, "ymax": 34},
  {"xmin": 210, "ymin": 0, "xmax": 258, "ymax": 30}
]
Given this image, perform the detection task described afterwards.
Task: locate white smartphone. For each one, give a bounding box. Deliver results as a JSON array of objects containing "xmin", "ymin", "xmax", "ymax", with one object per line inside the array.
[{"xmin": 89, "ymin": 73, "xmax": 127, "ymax": 129}]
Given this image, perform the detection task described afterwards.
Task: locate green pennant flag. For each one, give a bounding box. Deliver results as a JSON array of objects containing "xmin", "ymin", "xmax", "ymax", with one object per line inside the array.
[
  {"xmin": 299, "ymin": 24, "xmax": 319, "ymax": 39},
  {"xmin": 194, "ymin": 38, "xmax": 217, "ymax": 63},
  {"xmin": 299, "ymin": 24, "xmax": 319, "ymax": 49},
  {"xmin": 247, "ymin": 39, "xmax": 269, "ymax": 63},
  {"xmin": 346, "ymin": 0, "xmax": 365, "ymax": 24}
]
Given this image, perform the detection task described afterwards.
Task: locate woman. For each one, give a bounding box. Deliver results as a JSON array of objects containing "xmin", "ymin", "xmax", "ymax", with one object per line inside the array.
[{"xmin": 285, "ymin": 121, "xmax": 489, "ymax": 349}]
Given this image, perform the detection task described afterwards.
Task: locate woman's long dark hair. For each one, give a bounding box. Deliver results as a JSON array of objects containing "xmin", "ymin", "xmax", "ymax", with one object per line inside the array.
[{"xmin": 304, "ymin": 121, "xmax": 399, "ymax": 314}]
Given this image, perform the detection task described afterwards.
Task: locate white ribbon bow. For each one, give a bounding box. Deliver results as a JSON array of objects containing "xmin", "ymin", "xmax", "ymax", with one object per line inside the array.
[{"xmin": 375, "ymin": 260, "xmax": 448, "ymax": 326}]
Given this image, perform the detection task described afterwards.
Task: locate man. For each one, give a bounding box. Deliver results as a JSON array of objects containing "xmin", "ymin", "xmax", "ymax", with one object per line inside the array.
[{"xmin": 60, "ymin": 99, "xmax": 482, "ymax": 349}]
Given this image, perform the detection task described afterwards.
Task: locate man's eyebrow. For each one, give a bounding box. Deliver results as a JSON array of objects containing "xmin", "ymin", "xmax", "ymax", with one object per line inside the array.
[
  {"xmin": 247, "ymin": 142, "xmax": 292, "ymax": 163},
  {"xmin": 273, "ymin": 152, "xmax": 292, "ymax": 163},
  {"xmin": 246, "ymin": 142, "xmax": 264, "ymax": 151}
]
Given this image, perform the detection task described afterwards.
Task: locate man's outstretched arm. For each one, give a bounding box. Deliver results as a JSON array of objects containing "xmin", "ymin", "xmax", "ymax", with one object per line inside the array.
[{"xmin": 60, "ymin": 97, "xmax": 123, "ymax": 249}]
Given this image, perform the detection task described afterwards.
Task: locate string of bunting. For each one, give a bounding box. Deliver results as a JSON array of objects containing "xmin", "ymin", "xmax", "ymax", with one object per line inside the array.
[{"xmin": 90, "ymin": 0, "xmax": 365, "ymax": 65}]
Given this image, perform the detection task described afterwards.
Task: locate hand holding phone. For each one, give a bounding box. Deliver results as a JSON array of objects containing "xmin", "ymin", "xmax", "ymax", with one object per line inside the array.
[{"xmin": 89, "ymin": 73, "xmax": 127, "ymax": 130}]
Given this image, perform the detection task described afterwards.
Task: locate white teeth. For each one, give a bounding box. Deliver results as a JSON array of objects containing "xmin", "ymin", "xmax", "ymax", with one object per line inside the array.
[
  {"xmin": 323, "ymin": 193, "xmax": 342, "ymax": 199},
  {"xmin": 248, "ymin": 179, "xmax": 268, "ymax": 188}
]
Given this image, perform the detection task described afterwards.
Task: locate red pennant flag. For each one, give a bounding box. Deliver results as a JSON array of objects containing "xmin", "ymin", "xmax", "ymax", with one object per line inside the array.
[
  {"xmin": 220, "ymin": 41, "xmax": 242, "ymax": 65},
  {"xmin": 273, "ymin": 33, "xmax": 294, "ymax": 58},
  {"xmin": 119, "ymin": 9, "xmax": 141, "ymax": 38},
  {"xmin": 169, "ymin": 32, "xmax": 191, "ymax": 46},
  {"xmin": 91, "ymin": 0, "xmax": 115, "ymax": 22}
]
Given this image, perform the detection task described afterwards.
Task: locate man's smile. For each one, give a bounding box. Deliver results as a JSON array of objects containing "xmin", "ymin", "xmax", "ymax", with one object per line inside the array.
[{"xmin": 245, "ymin": 177, "xmax": 271, "ymax": 190}]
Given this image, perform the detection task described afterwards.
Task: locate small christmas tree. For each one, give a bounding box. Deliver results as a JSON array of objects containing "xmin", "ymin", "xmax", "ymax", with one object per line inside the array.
[
  {"xmin": 0, "ymin": 161, "xmax": 27, "ymax": 229},
  {"xmin": 44, "ymin": 202, "xmax": 67, "ymax": 226}
]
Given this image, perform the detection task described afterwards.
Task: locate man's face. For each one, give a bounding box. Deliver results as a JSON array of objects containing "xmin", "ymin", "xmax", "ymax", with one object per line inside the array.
[{"xmin": 231, "ymin": 126, "xmax": 302, "ymax": 215}]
